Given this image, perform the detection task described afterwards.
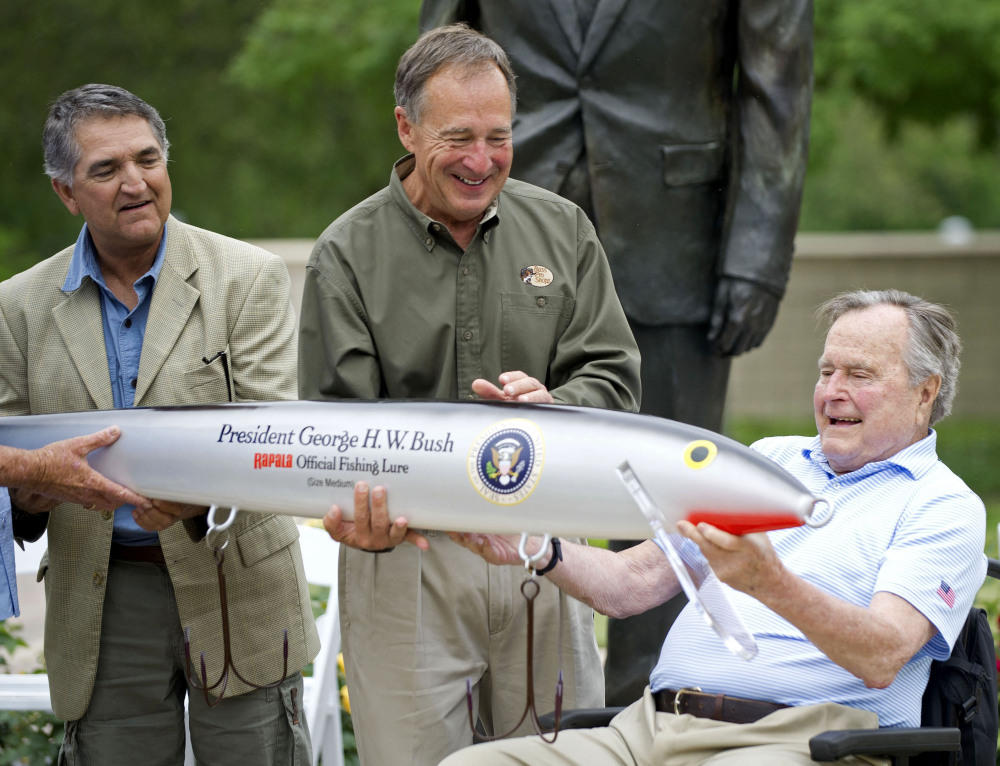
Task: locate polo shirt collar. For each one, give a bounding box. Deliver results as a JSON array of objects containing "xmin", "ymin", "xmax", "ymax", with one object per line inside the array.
[{"xmin": 802, "ymin": 428, "xmax": 938, "ymax": 481}]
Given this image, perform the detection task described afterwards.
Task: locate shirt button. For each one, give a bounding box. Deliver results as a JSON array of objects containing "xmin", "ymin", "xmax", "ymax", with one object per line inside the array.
[
  {"xmin": 131, "ymin": 378, "xmax": 137, "ymax": 389},
  {"xmin": 102, "ymin": 510, "xmax": 113, "ymax": 521},
  {"xmin": 463, "ymin": 330, "xmax": 473, "ymax": 341},
  {"xmin": 536, "ymin": 297, "xmax": 547, "ymax": 308},
  {"xmin": 93, "ymin": 571, "xmax": 104, "ymax": 586},
  {"xmin": 462, "ymin": 267, "xmax": 469, "ymax": 276},
  {"xmin": 466, "ymin": 393, "xmax": 476, "ymax": 400},
  {"xmin": 124, "ymin": 318, "xmax": 132, "ymax": 328},
  {"xmin": 425, "ymin": 237, "xmax": 434, "ymax": 247}
]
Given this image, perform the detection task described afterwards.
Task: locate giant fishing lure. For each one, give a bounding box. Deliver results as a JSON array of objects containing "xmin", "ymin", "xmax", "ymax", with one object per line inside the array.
[
  {"xmin": 1, "ymin": 399, "xmax": 833, "ymax": 665},
  {"xmin": 0, "ymin": 399, "xmax": 823, "ymax": 539}
]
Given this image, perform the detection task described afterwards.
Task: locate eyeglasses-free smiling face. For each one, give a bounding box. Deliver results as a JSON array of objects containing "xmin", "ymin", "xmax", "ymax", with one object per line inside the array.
[
  {"xmin": 814, "ymin": 304, "xmax": 940, "ymax": 475},
  {"xmin": 395, "ymin": 63, "xmax": 512, "ymax": 243},
  {"xmin": 51, "ymin": 114, "xmax": 172, "ymax": 261}
]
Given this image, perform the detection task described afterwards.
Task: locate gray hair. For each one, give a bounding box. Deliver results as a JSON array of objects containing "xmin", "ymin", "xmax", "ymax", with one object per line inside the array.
[
  {"xmin": 43, "ymin": 84, "xmax": 169, "ymax": 185},
  {"xmin": 818, "ymin": 289, "xmax": 961, "ymax": 425},
  {"xmin": 394, "ymin": 23, "xmax": 516, "ymax": 125}
]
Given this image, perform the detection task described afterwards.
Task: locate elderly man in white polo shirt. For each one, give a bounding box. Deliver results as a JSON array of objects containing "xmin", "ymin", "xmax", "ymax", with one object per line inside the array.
[{"xmin": 430, "ymin": 288, "xmax": 986, "ymax": 766}]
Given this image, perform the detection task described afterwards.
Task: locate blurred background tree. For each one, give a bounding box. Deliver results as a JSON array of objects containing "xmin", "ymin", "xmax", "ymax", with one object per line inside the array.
[
  {"xmin": 805, "ymin": 0, "xmax": 1000, "ymax": 230},
  {"xmin": 0, "ymin": 0, "xmax": 998, "ymax": 280}
]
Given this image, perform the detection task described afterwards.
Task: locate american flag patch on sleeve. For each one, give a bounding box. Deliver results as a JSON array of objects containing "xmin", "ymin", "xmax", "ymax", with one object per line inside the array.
[{"xmin": 936, "ymin": 580, "xmax": 956, "ymax": 609}]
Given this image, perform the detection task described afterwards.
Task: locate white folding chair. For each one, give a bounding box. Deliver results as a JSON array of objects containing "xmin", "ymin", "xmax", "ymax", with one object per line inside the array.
[
  {"xmin": 297, "ymin": 524, "xmax": 345, "ymax": 766},
  {"xmin": 12, "ymin": 529, "xmax": 46, "ymax": 576}
]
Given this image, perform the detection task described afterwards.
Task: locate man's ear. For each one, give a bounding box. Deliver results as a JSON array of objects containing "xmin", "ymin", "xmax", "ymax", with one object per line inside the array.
[
  {"xmin": 395, "ymin": 106, "xmax": 415, "ymax": 152},
  {"xmin": 51, "ymin": 178, "xmax": 80, "ymax": 216},
  {"xmin": 918, "ymin": 374, "xmax": 942, "ymax": 413}
]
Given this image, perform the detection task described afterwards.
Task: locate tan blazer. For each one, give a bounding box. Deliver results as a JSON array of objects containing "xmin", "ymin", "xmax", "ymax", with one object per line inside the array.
[{"xmin": 0, "ymin": 216, "xmax": 320, "ymax": 720}]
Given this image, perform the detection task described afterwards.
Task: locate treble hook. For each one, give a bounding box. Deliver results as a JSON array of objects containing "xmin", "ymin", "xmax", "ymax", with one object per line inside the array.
[
  {"xmin": 184, "ymin": 505, "xmax": 290, "ymax": 707},
  {"xmin": 466, "ymin": 533, "xmax": 564, "ymax": 743}
]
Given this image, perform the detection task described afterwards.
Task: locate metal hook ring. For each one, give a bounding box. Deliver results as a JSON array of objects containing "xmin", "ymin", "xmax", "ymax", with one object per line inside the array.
[
  {"xmin": 517, "ymin": 532, "xmax": 552, "ymax": 571},
  {"xmin": 206, "ymin": 505, "xmax": 239, "ymax": 550},
  {"xmin": 804, "ymin": 497, "xmax": 834, "ymax": 528}
]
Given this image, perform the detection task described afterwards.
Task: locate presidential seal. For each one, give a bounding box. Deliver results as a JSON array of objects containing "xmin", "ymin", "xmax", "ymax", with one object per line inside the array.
[{"xmin": 467, "ymin": 418, "xmax": 544, "ymax": 505}]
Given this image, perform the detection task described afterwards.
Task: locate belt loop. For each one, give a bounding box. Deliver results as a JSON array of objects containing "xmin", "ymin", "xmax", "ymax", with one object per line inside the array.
[
  {"xmin": 713, "ymin": 693, "xmax": 725, "ymax": 720},
  {"xmin": 673, "ymin": 686, "xmax": 702, "ymax": 715}
]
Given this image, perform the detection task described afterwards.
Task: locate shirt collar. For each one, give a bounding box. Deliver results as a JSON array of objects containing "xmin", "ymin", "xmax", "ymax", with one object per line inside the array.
[
  {"xmin": 803, "ymin": 428, "xmax": 939, "ymax": 481},
  {"xmin": 62, "ymin": 222, "xmax": 168, "ymax": 293},
  {"xmin": 390, "ymin": 154, "xmax": 501, "ymax": 249}
]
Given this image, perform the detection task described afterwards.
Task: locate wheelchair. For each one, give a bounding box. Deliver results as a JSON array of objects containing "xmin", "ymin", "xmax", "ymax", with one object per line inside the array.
[{"xmin": 537, "ymin": 559, "xmax": 1000, "ymax": 765}]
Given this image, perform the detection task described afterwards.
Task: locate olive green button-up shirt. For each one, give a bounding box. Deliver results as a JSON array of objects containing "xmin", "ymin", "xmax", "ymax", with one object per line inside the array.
[{"xmin": 299, "ymin": 155, "xmax": 640, "ymax": 412}]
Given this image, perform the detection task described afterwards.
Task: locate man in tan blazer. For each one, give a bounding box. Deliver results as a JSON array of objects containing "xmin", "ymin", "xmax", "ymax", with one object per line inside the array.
[{"xmin": 0, "ymin": 84, "xmax": 319, "ymax": 766}]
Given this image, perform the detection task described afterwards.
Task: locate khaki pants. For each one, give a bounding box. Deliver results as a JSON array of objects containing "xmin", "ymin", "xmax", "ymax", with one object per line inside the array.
[
  {"xmin": 58, "ymin": 559, "xmax": 311, "ymax": 766},
  {"xmin": 441, "ymin": 688, "xmax": 887, "ymax": 766},
  {"xmin": 340, "ymin": 534, "xmax": 604, "ymax": 766}
]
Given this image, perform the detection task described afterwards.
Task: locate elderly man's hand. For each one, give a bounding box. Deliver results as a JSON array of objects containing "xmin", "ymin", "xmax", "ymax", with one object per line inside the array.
[
  {"xmin": 675, "ymin": 519, "xmax": 786, "ymax": 598},
  {"xmin": 8, "ymin": 488, "xmax": 61, "ymax": 515},
  {"xmin": 472, "ymin": 371, "xmax": 554, "ymax": 404},
  {"xmin": 133, "ymin": 501, "xmax": 207, "ymax": 532},
  {"xmin": 9, "ymin": 427, "xmax": 152, "ymax": 514},
  {"xmin": 324, "ymin": 481, "xmax": 430, "ymax": 552},
  {"xmin": 708, "ymin": 277, "xmax": 781, "ymax": 357},
  {"xmin": 448, "ymin": 531, "xmax": 536, "ymax": 567}
]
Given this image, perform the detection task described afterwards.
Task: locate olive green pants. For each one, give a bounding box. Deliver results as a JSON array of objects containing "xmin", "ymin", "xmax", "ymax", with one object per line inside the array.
[{"xmin": 57, "ymin": 559, "xmax": 311, "ymax": 766}]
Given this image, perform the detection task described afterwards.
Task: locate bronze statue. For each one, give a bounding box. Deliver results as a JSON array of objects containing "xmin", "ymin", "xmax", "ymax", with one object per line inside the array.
[{"xmin": 421, "ymin": 0, "xmax": 814, "ymax": 705}]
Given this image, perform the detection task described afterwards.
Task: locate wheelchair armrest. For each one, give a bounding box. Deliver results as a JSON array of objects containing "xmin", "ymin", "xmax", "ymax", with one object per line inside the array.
[
  {"xmin": 809, "ymin": 726, "xmax": 961, "ymax": 761},
  {"xmin": 536, "ymin": 707, "xmax": 626, "ymax": 731}
]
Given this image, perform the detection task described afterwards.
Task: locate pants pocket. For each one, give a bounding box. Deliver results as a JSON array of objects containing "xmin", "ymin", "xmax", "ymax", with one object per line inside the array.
[
  {"xmin": 275, "ymin": 674, "xmax": 313, "ymax": 766},
  {"xmin": 58, "ymin": 720, "xmax": 79, "ymax": 766}
]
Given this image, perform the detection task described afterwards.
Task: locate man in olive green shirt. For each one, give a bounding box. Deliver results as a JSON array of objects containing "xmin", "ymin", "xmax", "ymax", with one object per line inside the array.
[{"xmin": 298, "ymin": 25, "xmax": 640, "ymax": 766}]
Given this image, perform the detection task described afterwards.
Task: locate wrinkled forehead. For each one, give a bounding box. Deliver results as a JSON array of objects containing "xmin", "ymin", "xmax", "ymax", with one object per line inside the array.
[
  {"xmin": 820, "ymin": 306, "xmax": 910, "ymax": 368},
  {"xmin": 74, "ymin": 113, "xmax": 160, "ymax": 152},
  {"xmin": 422, "ymin": 64, "xmax": 512, "ymax": 120}
]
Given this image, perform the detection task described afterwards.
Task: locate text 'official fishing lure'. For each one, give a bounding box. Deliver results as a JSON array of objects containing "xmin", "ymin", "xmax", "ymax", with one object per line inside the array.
[{"xmin": 0, "ymin": 399, "xmax": 826, "ymax": 538}]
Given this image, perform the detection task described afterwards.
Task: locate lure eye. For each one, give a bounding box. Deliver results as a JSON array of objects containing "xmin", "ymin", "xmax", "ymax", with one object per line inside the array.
[{"xmin": 683, "ymin": 440, "xmax": 718, "ymax": 470}]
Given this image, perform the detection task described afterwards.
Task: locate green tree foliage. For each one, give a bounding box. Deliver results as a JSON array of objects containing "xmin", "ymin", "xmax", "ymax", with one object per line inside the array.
[
  {"xmin": 0, "ymin": 0, "xmax": 998, "ymax": 281},
  {"xmin": 226, "ymin": 0, "xmax": 419, "ymax": 225},
  {"xmin": 801, "ymin": 0, "xmax": 1000, "ymax": 231},
  {"xmin": 0, "ymin": 1, "xmax": 265, "ymax": 276},
  {"xmin": 799, "ymin": 99, "xmax": 1000, "ymax": 232},
  {"xmin": 815, "ymin": 0, "xmax": 1000, "ymax": 148}
]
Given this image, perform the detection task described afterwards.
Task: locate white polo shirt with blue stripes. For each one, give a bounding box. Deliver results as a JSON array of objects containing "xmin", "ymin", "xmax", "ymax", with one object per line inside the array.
[{"xmin": 649, "ymin": 430, "xmax": 986, "ymax": 728}]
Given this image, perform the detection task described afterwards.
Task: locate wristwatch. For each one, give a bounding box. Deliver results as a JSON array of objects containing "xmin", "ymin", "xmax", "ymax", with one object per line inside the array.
[{"xmin": 535, "ymin": 537, "xmax": 562, "ymax": 576}]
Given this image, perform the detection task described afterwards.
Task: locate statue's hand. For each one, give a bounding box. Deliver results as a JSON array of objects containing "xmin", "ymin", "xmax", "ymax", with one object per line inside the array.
[{"xmin": 708, "ymin": 277, "xmax": 780, "ymax": 357}]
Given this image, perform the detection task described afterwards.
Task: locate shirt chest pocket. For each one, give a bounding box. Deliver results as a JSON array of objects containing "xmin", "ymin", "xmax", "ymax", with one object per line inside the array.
[{"xmin": 499, "ymin": 292, "xmax": 574, "ymax": 378}]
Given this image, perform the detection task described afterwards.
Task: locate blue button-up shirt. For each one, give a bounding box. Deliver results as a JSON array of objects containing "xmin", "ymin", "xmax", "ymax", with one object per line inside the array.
[{"xmin": 62, "ymin": 223, "xmax": 167, "ymax": 545}]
